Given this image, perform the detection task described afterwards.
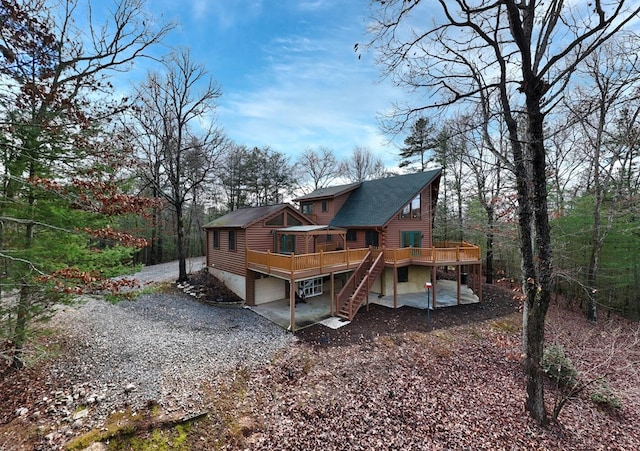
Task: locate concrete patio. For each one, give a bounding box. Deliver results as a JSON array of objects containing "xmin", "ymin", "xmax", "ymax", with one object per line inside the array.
[{"xmin": 249, "ymin": 279, "xmax": 480, "ymax": 331}]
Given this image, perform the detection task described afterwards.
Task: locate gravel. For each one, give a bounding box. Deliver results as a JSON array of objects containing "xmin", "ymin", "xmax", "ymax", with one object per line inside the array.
[{"xmin": 44, "ymin": 275, "xmax": 296, "ymax": 435}]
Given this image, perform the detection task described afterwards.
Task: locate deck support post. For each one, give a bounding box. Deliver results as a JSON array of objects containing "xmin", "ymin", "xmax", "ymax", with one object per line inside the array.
[
  {"xmin": 289, "ymin": 277, "xmax": 296, "ymax": 332},
  {"xmin": 431, "ymin": 265, "xmax": 437, "ymax": 309},
  {"xmin": 478, "ymin": 262, "xmax": 483, "ymax": 303},
  {"xmin": 457, "ymin": 265, "xmax": 461, "ymax": 305},
  {"xmin": 330, "ymin": 272, "xmax": 335, "ymax": 316},
  {"xmin": 393, "ymin": 249, "xmax": 398, "ymax": 309}
]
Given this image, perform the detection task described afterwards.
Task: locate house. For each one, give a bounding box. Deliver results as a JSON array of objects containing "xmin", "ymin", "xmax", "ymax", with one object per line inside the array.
[{"xmin": 204, "ymin": 170, "xmax": 482, "ymax": 331}]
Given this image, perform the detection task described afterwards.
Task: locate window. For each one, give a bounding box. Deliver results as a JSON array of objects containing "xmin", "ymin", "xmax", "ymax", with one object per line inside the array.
[
  {"xmin": 266, "ymin": 213, "xmax": 284, "ymax": 226},
  {"xmin": 298, "ymin": 278, "xmax": 323, "ymax": 298},
  {"xmin": 401, "ymin": 231, "xmax": 422, "ymax": 248},
  {"xmin": 346, "ymin": 229, "xmax": 357, "ymax": 242},
  {"xmin": 213, "ymin": 230, "xmax": 219, "ymax": 249},
  {"xmin": 400, "ymin": 194, "xmax": 421, "ymax": 219},
  {"xmin": 321, "ymin": 200, "xmax": 328, "ymax": 212},
  {"xmin": 286, "ymin": 213, "xmax": 302, "ymax": 226},
  {"xmin": 397, "ymin": 267, "xmax": 409, "ymax": 283},
  {"xmin": 228, "ymin": 230, "xmax": 236, "ymax": 250},
  {"xmin": 301, "ymin": 202, "xmax": 313, "ymax": 215},
  {"xmin": 326, "ymin": 234, "xmax": 333, "ymax": 242}
]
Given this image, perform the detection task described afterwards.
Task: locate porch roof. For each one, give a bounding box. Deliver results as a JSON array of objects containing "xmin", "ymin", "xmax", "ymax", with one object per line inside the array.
[{"xmin": 276, "ymin": 225, "xmax": 346, "ymax": 235}]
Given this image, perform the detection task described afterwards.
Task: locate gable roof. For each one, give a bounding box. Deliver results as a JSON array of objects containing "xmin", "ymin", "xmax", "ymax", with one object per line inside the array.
[
  {"xmin": 203, "ymin": 204, "xmax": 295, "ymax": 229},
  {"xmin": 329, "ymin": 170, "xmax": 441, "ymax": 228},
  {"xmin": 293, "ymin": 182, "xmax": 361, "ymax": 201}
]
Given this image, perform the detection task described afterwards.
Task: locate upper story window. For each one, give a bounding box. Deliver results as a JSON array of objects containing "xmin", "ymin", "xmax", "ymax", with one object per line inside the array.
[
  {"xmin": 321, "ymin": 200, "xmax": 328, "ymax": 212},
  {"xmin": 401, "ymin": 194, "xmax": 421, "ymax": 219},
  {"xmin": 213, "ymin": 230, "xmax": 220, "ymax": 249},
  {"xmin": 301, "ymin": 202, "xmax": 313, "ymax": 215}
]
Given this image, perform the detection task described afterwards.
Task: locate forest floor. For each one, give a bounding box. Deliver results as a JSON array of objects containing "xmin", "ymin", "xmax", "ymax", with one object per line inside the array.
[{"xmin": 1, "ymin": 270, "xmax": 639, "ymax": 450}]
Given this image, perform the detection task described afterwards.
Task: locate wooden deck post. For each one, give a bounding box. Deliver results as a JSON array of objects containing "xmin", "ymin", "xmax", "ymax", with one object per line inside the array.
[
  {"xmin": 393, "ymin": 249, "xmax": 398, "ymax": 308},
  {"xmin": 457, "ymin": 265, "xmax": 461, "ymax": 305},
  {"xmin": 479, "ymin": 262, "xmax": 483, "ymax": 303},
  {"xmin": 330, "ymin": 273, "xmax": 335, "ymax": 316},
  {"xmin": 266, "ymin": 250, "xmax": 271, "ymax": 273},
  {"xmin": 431, "ymin": 265, "xmax": 437, "ymax": 309},
  {"xmin": 289, "ymin": 277, "xmax": 296, "ymax": 332}
]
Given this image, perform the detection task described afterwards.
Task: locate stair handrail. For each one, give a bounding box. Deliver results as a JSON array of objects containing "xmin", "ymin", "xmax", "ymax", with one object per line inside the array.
[
  {"xmin": 336, "ymin": 250, "xmax": 372, "ymax": 314},
  {"xmin": 345, "ymin": 251, "xmax": 385, "ymax": 320}
]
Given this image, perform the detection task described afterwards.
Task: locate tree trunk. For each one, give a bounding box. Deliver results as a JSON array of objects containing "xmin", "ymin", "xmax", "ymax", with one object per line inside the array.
[
  {"xmin": 11, "ymin": 281, "xmax": 31, "ymax": 369},
  {"xmin": 523, "ymin": 91, "xmax": 554, "ymax": 426},
  {"xmin": 485, "ymin": 205, "xmax": 494, "ymax": 284},
  {"xmin": 523, "ymin": 292, "xmax": 547, "ymax": 424},
  {"xmin": 176, "ymin": 202, "xmax": 188, "ymax": 282}
]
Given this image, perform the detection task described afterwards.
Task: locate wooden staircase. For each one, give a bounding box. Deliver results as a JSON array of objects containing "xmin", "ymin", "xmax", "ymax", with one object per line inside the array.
[{"xmin": 336, "ymin": 250, "xmax": 385, "ymax": 321}]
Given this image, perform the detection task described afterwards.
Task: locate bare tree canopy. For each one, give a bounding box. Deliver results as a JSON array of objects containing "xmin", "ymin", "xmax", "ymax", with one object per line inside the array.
[
  {"xmin": 295, "ymin": 146, "xmax": 341, "ymax": 192},
  {"xmin": 341, "ymin": 146, "xmax": 387, "ymax": 182}
]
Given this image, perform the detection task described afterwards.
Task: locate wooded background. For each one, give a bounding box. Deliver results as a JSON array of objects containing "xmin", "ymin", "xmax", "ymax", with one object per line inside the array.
[{"xmin": 1, "ymin": 0, "xmax": 638, "ymax": 424}]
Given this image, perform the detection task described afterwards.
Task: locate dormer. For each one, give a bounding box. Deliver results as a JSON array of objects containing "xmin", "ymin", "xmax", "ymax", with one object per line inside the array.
[{"xmin": 293, "ymin": 182, "xmax": 361, "ymax": 225}]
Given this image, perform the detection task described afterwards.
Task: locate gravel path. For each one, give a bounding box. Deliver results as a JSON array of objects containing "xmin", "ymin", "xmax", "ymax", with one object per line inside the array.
[{"xmin": 43, "ymin": 259, "xmax": 296, "ymax": 443}]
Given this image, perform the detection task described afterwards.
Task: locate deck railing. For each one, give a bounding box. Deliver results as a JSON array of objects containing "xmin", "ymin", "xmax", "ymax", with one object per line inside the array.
[
  {"xmin": 246, "ymin": 243, "xmax": 480, "ymax": 277},
  {"xmin": 247, "ymin": 248, "xmax": 370, "ymax": 275}
]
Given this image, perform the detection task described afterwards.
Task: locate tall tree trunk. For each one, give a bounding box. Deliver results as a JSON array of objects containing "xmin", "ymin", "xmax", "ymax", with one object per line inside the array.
[
  {"xmin": 176, "ymin": 202, "xmax": 187, "ymax": 282},
  {"xmin": 12, "ymin": 280, "xmax": 31, "ymax": 369},
  {"xmin": 485, "ymin": 205, "xmax": 495, "ymax": 284},
  {"xmin": 524, "ymin": 94, "xmax": 554, "ymax": 426},
  {"xmin": 12, "ymin": 164, "xmax": 37, "ymax": 369}
]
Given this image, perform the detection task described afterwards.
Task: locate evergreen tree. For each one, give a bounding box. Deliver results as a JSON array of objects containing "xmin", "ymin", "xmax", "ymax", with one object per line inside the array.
[
  {"xmin": 0, "ymin": 0, "xmax": 169, "ymax": 368},
  {"xmin": 399, "ymin": 117, "xmax": 437, "ymax": 172}
]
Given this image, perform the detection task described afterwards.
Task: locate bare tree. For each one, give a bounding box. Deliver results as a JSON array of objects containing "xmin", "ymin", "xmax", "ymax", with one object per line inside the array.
[
  {"xmin": 295, "ymin": 146, "xmax": 341, "ymax": 192},
  {"xmin": 367, "ymin": 0, "xmax": 640, "ymax": 425},
  {"xmin": 451, "ymin": 110, "xmax": 511, "ymax": 283},
  {"xmin": 341, "ymin": 146, "xmax": 386, "ymax": 182},
  {"xmin": 134, "ymin": 49, "xmax": 224, "ymax": 282}
]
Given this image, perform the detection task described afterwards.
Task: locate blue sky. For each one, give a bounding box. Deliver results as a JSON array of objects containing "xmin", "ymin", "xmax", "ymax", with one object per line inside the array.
[{"xmin": 145, "ymin": 0, "xmax": 407, "ymax": 167}]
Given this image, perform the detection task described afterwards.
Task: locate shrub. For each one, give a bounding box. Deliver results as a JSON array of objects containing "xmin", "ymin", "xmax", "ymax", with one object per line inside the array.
[
  {"xmin": 543, "ymin": 344, "xmax": 578, "ymax": 387},
  {"xmin": 591, "ymin": 379, "xmax": 622, "ymax": 410}
]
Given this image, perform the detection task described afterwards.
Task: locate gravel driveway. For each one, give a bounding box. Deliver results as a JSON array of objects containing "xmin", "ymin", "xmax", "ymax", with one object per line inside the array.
[{"xmin": 45, "ymin": 258, "xmax": 296, "ymax": 441}]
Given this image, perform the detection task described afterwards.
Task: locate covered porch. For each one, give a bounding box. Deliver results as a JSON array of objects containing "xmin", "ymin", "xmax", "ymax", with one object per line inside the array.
[{"xmin": 249, "ymin": 279, "xmax": 480, "ymax": 331}]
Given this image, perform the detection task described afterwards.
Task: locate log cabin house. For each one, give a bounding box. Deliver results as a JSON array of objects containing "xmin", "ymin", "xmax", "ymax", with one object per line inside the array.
[{"xmin": 204, "ymin": 170, "xmax": 482, "ymax": 331}]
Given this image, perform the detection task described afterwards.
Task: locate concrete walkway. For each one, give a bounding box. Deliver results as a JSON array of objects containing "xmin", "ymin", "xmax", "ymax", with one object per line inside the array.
[{"xmin": 250, "ymin": 280, "xmax": 480, "ymax": 331}]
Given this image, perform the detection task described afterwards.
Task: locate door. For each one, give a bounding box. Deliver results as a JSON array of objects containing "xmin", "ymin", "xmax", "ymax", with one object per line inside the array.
[
  {"xmin": 280, "ymin": 234, "xmax": 295, "ymax": 254},
  {"xmin": 365, "ymin": 230, "xmax": 379, "ymax": 248},
  {"xmin": 401, "ymin": 231, "xmax": 422, "ymax": 248},
  {"xmin": 402, "ymin": 231, "xmax": 422, "ymax": 256}
]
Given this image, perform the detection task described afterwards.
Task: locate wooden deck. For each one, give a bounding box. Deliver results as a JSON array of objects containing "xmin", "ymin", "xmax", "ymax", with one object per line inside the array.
[{"xmin": 247, "ymin": 242, "xmax": 481, "ymax": 280}]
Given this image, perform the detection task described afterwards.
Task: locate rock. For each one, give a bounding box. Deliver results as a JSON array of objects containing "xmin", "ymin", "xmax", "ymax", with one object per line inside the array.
[
  {"xmin": 82, "ymin": 442, "xmax": 108, "ymax": 451},
  {"xmin": 72, "ymin": 408, "xmax": 89, "ymax": 420},
  {"xmin": 124, "ymin": 383, "xmax": 136, "ymax": 393},
  {"xmin": 15, "ymin": 407, "xmax": 28, "ymax": 417}
]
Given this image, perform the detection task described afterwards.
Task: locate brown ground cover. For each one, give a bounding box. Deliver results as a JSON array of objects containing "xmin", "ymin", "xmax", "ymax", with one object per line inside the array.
[{"xmin": 1, "ymin": 280, "xmax": 638, "ymax": 450}]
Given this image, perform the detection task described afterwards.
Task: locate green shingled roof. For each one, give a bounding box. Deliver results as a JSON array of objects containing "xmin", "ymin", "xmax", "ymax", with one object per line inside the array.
[{"xmin": 330, "ymin": 170, "xmax": 441, "ymax": 227}]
